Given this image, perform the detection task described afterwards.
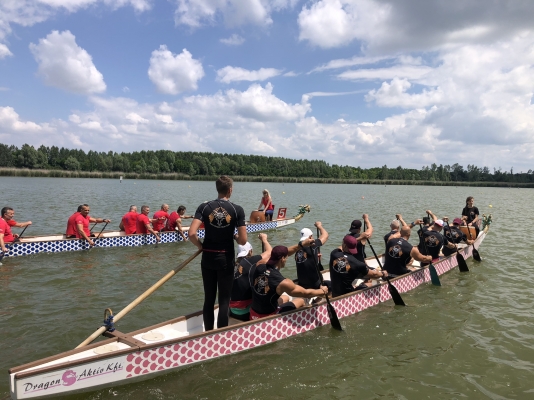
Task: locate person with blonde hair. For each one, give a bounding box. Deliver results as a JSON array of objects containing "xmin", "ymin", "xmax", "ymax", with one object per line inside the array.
[{"xmin": 258, "ymin": 189, "xmax": 274, "ymax": 221}]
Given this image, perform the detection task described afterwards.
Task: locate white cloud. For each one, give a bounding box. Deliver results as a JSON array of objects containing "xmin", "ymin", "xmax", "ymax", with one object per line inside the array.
[
  {"xmin": 298, "ymin": 0, "xmax": 391, "ymax": 49},
  {"xmin": 148, "ymin": 46, "xmax": 204, "ymax": 95},
  {"xmin": 122, "ymin": 86, "xmax": 130, "ymax": 93},
  {"xmin": 283, "ymin": 71, "xmax": 298, "ymax": 77},
  {"xmin": 174, "ymin": 0, "xmax": 297, "ymax": 28},
  {"xmin": 337, "ymin": 65, "xmax": 433, "ymax": 81},
  {"xmin": 29, "ymin": 30, "xmax": 106, "ymax": 94},
  {"xmin": 220, "ymin": 34, "xmax": 245, "ymax": 46},
  {"xmin": 216, "ymin": 66, "xmax": 282, "ymax": 83},
  {"xmin": 0, "ymin": 107, "xmax": 44, "ymax": 132},
  {"xmin": 0, "ymin": 43, "xmax": 12, "ymax": 58},
  {"xmin": 365, "ymin": 78, "xmax": 444, "ymax": 108}
]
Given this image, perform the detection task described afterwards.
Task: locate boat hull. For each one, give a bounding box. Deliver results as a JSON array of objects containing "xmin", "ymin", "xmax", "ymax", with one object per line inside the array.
[
  {"xmin": 8, "ymin": 229, "xmax": 488, "ymax": 399},
  {"xmin": 3, "ymin": 219, "xmax": 295, "ymax": 258}
]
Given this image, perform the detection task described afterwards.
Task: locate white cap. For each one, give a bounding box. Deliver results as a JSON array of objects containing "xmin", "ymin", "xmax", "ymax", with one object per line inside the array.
[
  {"xmin": 237, "ymin": 242, "xmax": 253, "ymax": 258},
  {"xmin": 434, "ymin": 219, "xmax": 444, "ymax": 227},
  {"xmin": 300, "ymin": 228, "xmax": 313, "ymax": 242}
]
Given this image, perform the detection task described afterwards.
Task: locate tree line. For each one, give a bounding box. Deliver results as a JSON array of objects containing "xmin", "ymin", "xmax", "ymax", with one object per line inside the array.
[{"xmin": 0, "ymin": 142, "xmax": 532, "ymax": 183}]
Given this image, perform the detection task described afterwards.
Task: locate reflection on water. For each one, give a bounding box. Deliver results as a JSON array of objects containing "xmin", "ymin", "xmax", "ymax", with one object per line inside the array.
[{"xmin": 0, "ymin": 177, "xmax": 532, "ymax": 399}]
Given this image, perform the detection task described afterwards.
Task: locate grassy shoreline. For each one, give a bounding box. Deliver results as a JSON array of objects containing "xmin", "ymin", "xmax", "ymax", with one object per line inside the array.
[{"xmin": 0, "ymin": 167, "xmax": 531, "ymax": 187}]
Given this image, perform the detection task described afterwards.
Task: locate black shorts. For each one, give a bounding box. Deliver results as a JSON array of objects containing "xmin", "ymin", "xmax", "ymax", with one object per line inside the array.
[
  {"xmin": 201, "ymin": 250, "xmax": 234, "ymax": 271},
  {"xmin": 278, "ymin": 301, "xmax": 297, "ymax": 313}
]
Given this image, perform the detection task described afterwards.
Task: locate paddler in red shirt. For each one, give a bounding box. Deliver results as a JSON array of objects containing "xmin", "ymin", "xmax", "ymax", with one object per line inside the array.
[
  {"xmin": 119, "ymin": 205, "xmax": 138, "ymax": 234},
  {"xmin": 152, "ymin": 204, "xmax": 170, "ymax": 232},
  {"xmin": 2, "ymin": 206, "xmax": 32, "ymax": 231},
  {"xmin": 137, "ymin": 205, "xmax": 161, "ymax": 242},
  {"xmin": 66, "ymin": 204, "xmax": 111, "ymax": 247},
  {"xmin": 0, "ymin": 207, "xmax": 20, "ymax": 254},
  {"xmin": 166, "ymin": 205, "xmax": 193, "ymax": 240}
]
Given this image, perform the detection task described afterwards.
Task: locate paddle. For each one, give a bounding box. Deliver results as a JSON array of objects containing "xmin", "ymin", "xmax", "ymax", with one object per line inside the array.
[
  {"xmin": 89, "ymin": 222, "xmax": 97, "ymax": 233},
  {"xmin": 465, "ymin": 222, "xmax": 481, "ymax": 262},
  {"xmin": 75, "ymin": 249, "xmax": 202, "ymax": 348},
  {"xmin": 444, "ymin": 220, "xmax": 469, "ymax": 272},
  {"xmin": 0, "ymin": 225, "xmax": 28, "ymax": 263},
  {"xmin": 366, "ymin": 238, "xmax": 405, "ymax": 306},
  {"xmin": 316, "ymin": 227, "xmax": 324, "ymax": 271},
  {"xmin": 310, "ymin": 241, "xmax": 342, "ymax": 331},
  {"xmin": 419, "ymin": 223, "xmax": 441, "ymax": 286},
  {"xmin": 89, "ymin": 222, "xmax": 109, "ymax": 249}
]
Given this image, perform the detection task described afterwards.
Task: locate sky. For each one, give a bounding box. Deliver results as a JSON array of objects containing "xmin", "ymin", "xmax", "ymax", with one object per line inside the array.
[{"xmin": 0, "ymin": 0, "xmax": 533, "ymax": 171}]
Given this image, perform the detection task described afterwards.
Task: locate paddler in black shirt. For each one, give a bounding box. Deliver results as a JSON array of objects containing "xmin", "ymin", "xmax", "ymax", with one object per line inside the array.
[
  {"xmin": 442, "ymin": 217, "xmax": 474, "ymax": 257},
  {"xmin": 189, "ymin": 175, "xmax": 247, "ymax": 331},
  {"xmin": 347, "ymin": 214, "xmax": 372, "ymax": 263},
  {"xmin": 384, "ymin": 226, "xmax": 432, "ymax": 276},
  {"xmin": 295, "ymin": 221, "xmax": 329, "ymax": 291},
  {"xmin": 329, "ymin": 235, "xmax": 386, "ymax": 298},
  {"xmin": 420, "ymin": 219, "xmax": 455, "ymax": 264},
  {"xmin": 230, "ymin": 233, "xmax": 271, "ymax": 321},
  {"xmin": 250, "ymin": 244, "xmax": 327, "ymax": 320}
]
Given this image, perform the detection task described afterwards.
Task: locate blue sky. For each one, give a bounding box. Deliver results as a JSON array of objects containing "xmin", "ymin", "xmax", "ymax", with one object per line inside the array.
[{"xmin": 1, "ymin": 0, "xmax": 534, "ymax": 171}]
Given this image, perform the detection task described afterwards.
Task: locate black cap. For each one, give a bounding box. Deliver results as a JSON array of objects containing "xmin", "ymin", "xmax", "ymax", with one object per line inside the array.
[{"xmin": 349, "ymin": 219, "xmax": 362, "ymax": 233}]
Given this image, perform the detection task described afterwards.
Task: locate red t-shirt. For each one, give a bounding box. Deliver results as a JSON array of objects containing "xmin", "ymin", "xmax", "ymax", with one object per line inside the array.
[
  {"xmin": 152, "ymin": 210, "xmax": 170, "ymax": 232},
  {"xmin": 137, "ymin": 213, "xmax": 151, "ymax": 234},
  {"xmin": 121, "ymin": 211, "xmax": 138, "ymax": 234},
  {"xmin": 7, "ymin": 219, "xmax": 16, "ymax": 227},
  {"xmin": 262, "ymin": 197, "xmax": 274, "ymax": 211},
  {"xmin": 0, "ymin": 218, "xmax": 14, "ymax": 243},
  {"xmin": 66, "ymin": 212, "xmax": 90, "ymax": 238},
  {"xmin": 166, "ymin": 211, "xmax": 181, "ymax": 231}
]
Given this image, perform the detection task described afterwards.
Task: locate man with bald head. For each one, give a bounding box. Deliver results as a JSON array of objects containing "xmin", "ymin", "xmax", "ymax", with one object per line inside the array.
[
  {"xmin": 383, "ymin": 226, "xmax": 432, "ymax": 277},
  {"xmin": 152, "ymin": 204, "xmax": 170, "ymax": 232}
]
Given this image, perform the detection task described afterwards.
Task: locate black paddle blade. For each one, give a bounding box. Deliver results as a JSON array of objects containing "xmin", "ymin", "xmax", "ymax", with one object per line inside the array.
[
  {"xmin": 457, "ymin": 253, "xmax": 469, "ymax": 272},
  {"xmin": 385, "ymin": 278, "xmax": 405, "ymax": 306},
  {"xmin": 325, "ymin": 296, "xmax": 342, "ymax": 331},
  {"xmin": 472, "ymin": 246, "xmax": 482, "ymax": 262},
  {"xmin": 429, "ymin": 263, "xmax": 441, "ymax": 286}
]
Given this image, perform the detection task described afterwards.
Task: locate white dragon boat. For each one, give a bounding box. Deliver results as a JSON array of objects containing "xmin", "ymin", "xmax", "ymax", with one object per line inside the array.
[
  {"xmin": 2, "ymin": 206, "xmax": 309, "ymax": 258},
  {"xmin": 7, "ymin": 218, "xmax": 491, "ymax": 399}
]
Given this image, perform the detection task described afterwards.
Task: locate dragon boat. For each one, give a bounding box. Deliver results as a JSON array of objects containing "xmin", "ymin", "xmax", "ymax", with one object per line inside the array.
[
  {"xmin": 7, "ymin": 217, "xmax": 491, "ymax": 399},
  {"xmin": 1, "ymin": 206, "xmax": 310, "ymax": 258}
]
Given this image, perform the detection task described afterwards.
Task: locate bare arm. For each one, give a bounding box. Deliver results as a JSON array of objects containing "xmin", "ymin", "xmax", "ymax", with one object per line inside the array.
[
  {"xmin": 396, "ymin": 214, "xmax": 407, "ymax": 227},
  {"xmin": 145, "ymin": 223, "xmax": 161, "ymax": 242},
  {"xmin": 176, "ymin": 219, "xmax": 187, "ymax": 240},
  {"xmin": 235, "ymin": 226, "xmax": 247, "ymax": 246},
  {"xmin": 277, "ymin": 278, "xmax": 327, "ymax": 298},
  {"xmin": 258, "ymin": 233, "xmax": 272, "ymax": 262},
  {"xmin": 426, "ymin": 210, "xmax": 438, "ymax": 222},
  {"xmin": 119, "ymin": 220, "xmax": 125, "ymax": 231},
  {"xmin": 13, "ymin": 221, "xmax": 32, "ymax": 228},
  {"xmin": 410, "ymin": 247, "xmax": 432, "ymax": 263},
  {"xmin": 89, "ymin": 217, "xmax": 111, "ymax": 224},
  {"xmin": 76, "ymin": 223, "xmax": 94, "ymax": 246},
  {"xmin": 362, "ymin": 214, "xmax": 373, "ymax": 237},
  {"xmin": 315, "ymin": 221, "xmax": 328, "ymax": 245},
  {"xmin": 188, "ymin": 218, "xmax": 203, "ymax": 250},
  {"xmin": 0, "ymin": 234, "xmax": 7, "ymax": 253},
  {"xmin": 365, "ymin": 269, "xmax": 387, "ymax": 279}
]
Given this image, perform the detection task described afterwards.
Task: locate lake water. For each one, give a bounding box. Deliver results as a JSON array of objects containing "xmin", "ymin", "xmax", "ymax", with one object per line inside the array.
[{"xmin": 0, "ymin": 177, "xmax": 530, "ymax": 399}]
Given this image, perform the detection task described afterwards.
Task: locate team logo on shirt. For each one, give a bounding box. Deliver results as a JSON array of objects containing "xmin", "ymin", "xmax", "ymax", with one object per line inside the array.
[
  {"xmin": 388, "ymin": 244, "xmax": 403, "ymax": 258},
  {"xmin": 445, "ymin": 229, "xmax": 460, "ymax": 241},
  {"xmin": 425, "ymin": 234, "xmax": 440, "ymax": 247},
  {"xmin": 295, "ymin": 250, "xmax": 307, "ymax": 263},
  {"xmin": 234, "ymin": 262, "xmax": 243, "ymax": 280},
  {"xmin": 253, "ymin": 272, "xmax": 270, "ymax": 295},
  {"xmin": 208, "ymin": 207, "xmax": 231, "ymax": 228},
  {"xmin": 332, "ymin": 257, "xmax": 350, "ymax": 273}
]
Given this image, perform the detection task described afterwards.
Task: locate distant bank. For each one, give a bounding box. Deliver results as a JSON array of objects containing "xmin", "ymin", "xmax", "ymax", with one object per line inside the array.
[{"xmin": 0, "ymin": 167, "xmax": 532, "ymax": 188}]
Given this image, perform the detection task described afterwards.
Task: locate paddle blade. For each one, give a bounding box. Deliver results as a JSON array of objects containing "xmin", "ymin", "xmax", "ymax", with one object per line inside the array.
[
  {"xmin": 472, "ymin": 246, "xmax": 482, "ymax": 262},
  {"xmin": 386, "ymin": 278, "xmax": 405, "ymax": 306},
  {"xmin": 429, "ymin": 264, "xmax": 441, "ymax": 286},
  {"xmin": 325, "ymin": 296, "xmax": 342, "ymax": 331},
  {"xmin": 456, "ymin": 253, "xmax": 469, "ymax": 272}
]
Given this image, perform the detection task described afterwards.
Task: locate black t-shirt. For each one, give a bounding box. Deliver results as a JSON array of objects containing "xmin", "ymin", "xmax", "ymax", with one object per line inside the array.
[
  {"xmin": 462, "ymin": 206, "xmax": 480, "ymax": 224},
  {"xmin": 384, "ymin": 230, "xmax": 397, "ymax": 246},
  {"xmin": 194, "ymin": 199, "xmax": 246, "ymax": 254},
  {"xmin": 383, "ymin": 237, "xmax": 413, "ymax": 276},
  {"xmin": 348, "ymin": 232, "xmax": 367, "ymax": 263},
  {"xmin": 417, "ymin": 225, "xmax": 429, "ymax": 253},
  {"xmin": 329, "ymin": 248, "xmax": 369, "ymax": 298},
  {"xmin": 295, "ymin": 238, "xmax": 322, "ymax": 289},
  {"xmin": 420, "ymin": 229, "xmax": 447, "ymax": 260},
  {"xmin": 251, "ymin": 264, "xmax": 286, "ymax": 315},
  {"xmin": 232, "ymin": 255, "xmax": 261, "ymax": 302},
  {"xmin": 442, "ymin": 226, "xmax": 466, "ymax": 257}
]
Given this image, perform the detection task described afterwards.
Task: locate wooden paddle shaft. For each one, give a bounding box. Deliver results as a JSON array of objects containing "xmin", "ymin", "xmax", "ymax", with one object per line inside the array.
[{"xmin": 75, "ymin": 249, "xmax": 202, "ymax": 349}]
